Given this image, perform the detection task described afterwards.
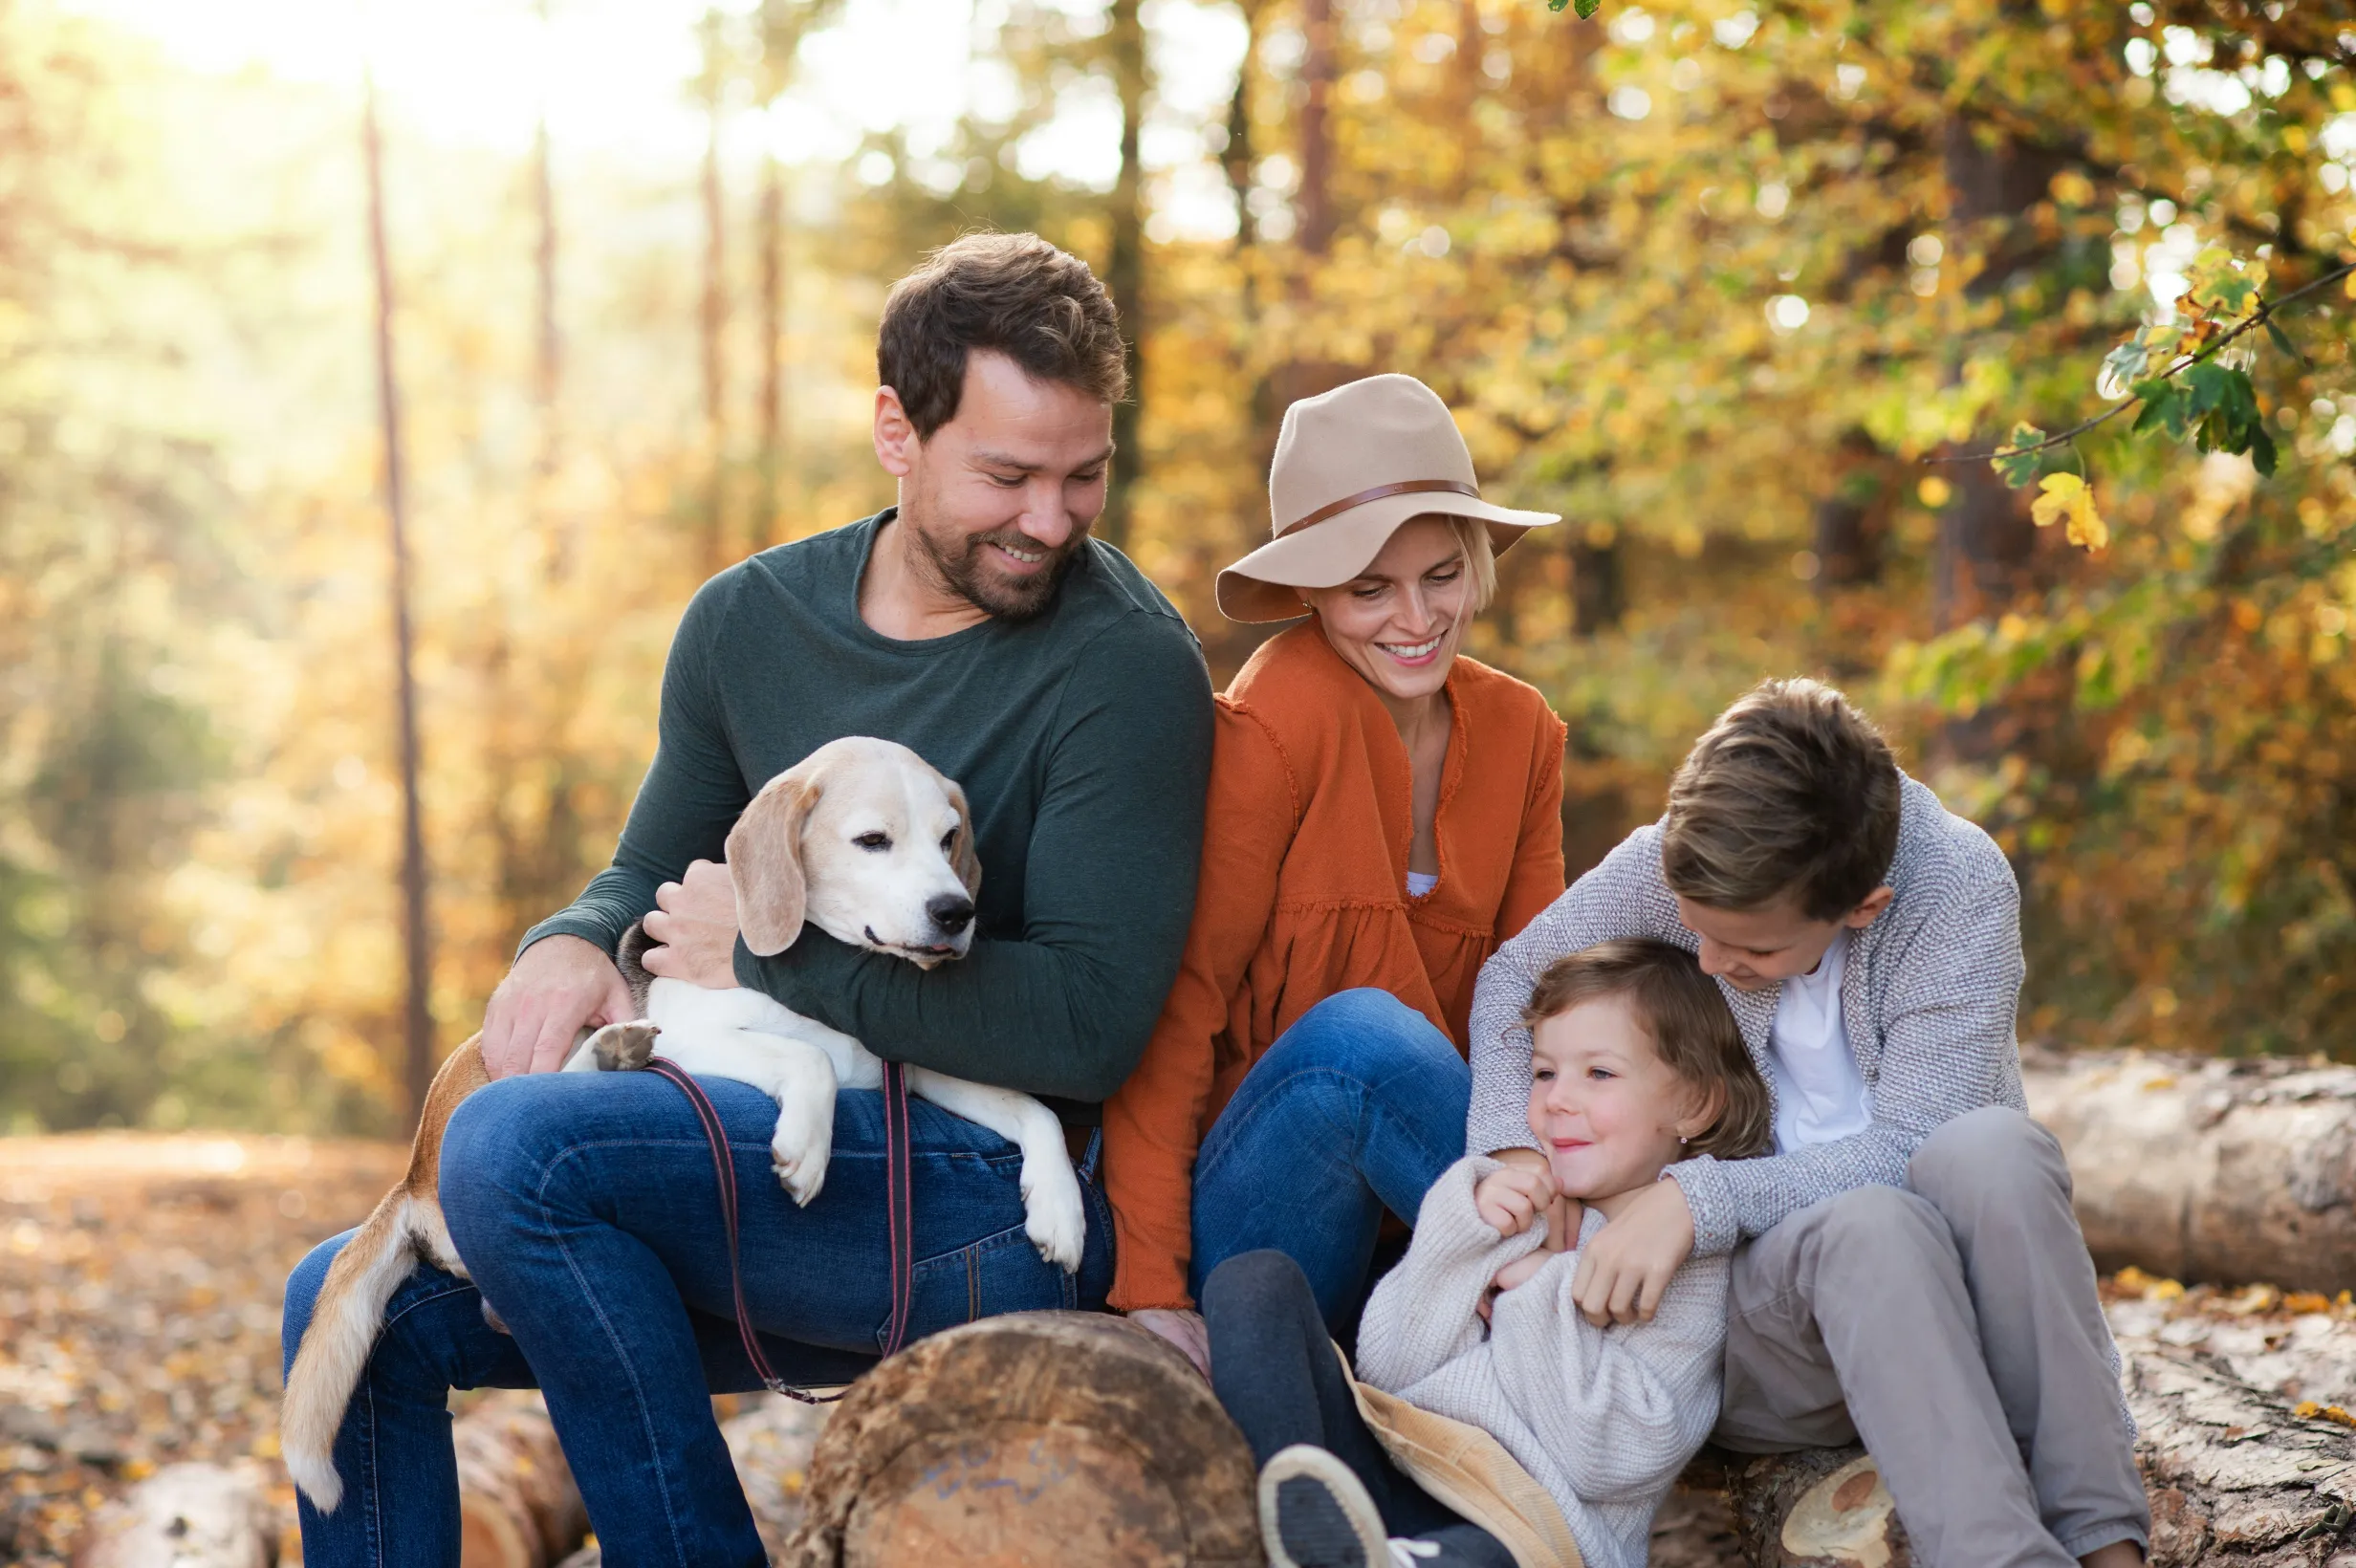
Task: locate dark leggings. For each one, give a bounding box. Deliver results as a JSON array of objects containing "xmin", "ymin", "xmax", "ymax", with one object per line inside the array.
[{"xmin": 1203, "ymin": 1250, "xmax": 1516, "ymax": 1566}]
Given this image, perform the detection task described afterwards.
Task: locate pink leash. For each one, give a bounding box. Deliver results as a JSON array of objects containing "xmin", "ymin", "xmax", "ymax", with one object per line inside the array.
[{"xmin": 644, "ymin": 1056, "xmax": 915, "ymax": 1403}]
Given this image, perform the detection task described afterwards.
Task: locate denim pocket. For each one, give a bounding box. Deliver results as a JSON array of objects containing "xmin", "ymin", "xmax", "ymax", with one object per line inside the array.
[{"xmin": 875, "ymin": 1216, "xmax": 1077, "ymax": 1351}]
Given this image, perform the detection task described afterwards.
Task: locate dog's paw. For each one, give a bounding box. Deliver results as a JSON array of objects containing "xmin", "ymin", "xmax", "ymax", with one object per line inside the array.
[
  {"xmin": 769, "ymin": 1100, "xmax": 835, "ymax": 1208},
  {"xmin": 586, "ymin": 1020, "xmax": 661, "ymax": 1072},
  {"xmin": 1020, "ymin": 1170, "xmax": 1087, "ymax": 1274}
]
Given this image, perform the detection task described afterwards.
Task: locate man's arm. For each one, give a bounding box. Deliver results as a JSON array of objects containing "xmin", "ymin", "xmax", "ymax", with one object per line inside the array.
[
  {"xmin": 1465, "ymin": 825, "xmax": 1675, "ymax": 1157},
  {"xmin": 484, "ymin": 577, "xmax": 748, "ymax": 1076},
  {"xmin": 1667, "ymin": 863, "xmax": 2024, "ymax": 1253},
  {"xmin": 737, "ymin": 615, "xmax": 1214, "ymax": 1104}
]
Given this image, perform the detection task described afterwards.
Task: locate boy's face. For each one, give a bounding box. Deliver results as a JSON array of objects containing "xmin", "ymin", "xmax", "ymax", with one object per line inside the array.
[
  {"xmin": 1525, "ymin": 995, "xmax": 1706, "ymax": 1205},
  {"xmin": 1676, "ymin": 887, "xmax": 1893, "ymax": 991}
]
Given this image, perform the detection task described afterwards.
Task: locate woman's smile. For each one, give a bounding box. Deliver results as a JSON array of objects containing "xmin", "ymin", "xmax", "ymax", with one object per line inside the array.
[{"xmin": 1379, "ymin": 630, "xmax": 1449, "ymax": 666}]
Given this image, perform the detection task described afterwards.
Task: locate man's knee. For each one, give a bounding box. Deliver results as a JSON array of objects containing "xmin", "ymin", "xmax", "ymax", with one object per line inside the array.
[
  {"xmin": 1908, "ymin": 1105, "xmax": 2063, "ymax": 1215},
  {"xmin": 282, "ymin": 1231, "xmax": 351, "ymax": 1374}
]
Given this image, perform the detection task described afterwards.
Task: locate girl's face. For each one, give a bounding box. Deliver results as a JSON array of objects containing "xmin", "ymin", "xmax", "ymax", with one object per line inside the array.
[
  {"xmin": 1526, "ymin": 995, "xmax": 1719, "ymax": 1212},
  {"xmin": 1300, "ymin": 517, "xmax": 1472, "ymax": 708}
]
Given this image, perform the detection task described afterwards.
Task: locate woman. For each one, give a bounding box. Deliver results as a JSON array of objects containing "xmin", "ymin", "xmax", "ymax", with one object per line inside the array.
[{"xmin": 1104, "ymin": 373, "xmax": 1567, "ymax": 1371}]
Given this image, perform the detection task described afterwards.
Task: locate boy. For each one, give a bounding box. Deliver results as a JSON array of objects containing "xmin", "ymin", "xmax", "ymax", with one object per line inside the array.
[{"xmin": 1467, "ymin": 679, "xmax": 2147, "ymax": 1568}]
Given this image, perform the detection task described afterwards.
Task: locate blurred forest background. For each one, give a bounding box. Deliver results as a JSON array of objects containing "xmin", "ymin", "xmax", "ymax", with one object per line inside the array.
[{"xmin": 1, "ymin": 0, "xmax": 2350, "ymax": 1138}]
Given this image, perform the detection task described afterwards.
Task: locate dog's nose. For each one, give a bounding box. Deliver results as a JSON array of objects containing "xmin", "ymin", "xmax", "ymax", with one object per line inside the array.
[{"xmin": 927, "ymin": 894, "xmax": 975, "ymax": 936}]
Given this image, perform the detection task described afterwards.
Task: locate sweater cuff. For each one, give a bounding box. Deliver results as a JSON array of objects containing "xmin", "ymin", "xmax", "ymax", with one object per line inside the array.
[
  {"xmin": 517, "ymin": 913, "xmax": 622, "ymax": 964},
  {"xmin": 1665, "ymin": 1154, "xmax": 1738, "ymax": 1257},
  {"xmin": 1467, "ymin": 1109, "xmax": 1543, "ymax": 1163}
]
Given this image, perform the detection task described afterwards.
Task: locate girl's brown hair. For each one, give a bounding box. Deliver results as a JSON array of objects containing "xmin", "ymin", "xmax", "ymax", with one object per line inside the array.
[{"xmin": 1519, "ymin": 938, "xmax": 1772, "ymax": 1161}]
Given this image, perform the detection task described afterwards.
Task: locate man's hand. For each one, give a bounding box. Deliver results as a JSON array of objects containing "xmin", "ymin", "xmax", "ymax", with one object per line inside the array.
[
  {"xmin": 641, "ymin": 860, "xmax": 742, "ymax": 990},
  {"xmin": 1571, "ymin": 1177, "xmax": 1696, "ymax": 1327},
  {"xmin": 481, "ymin": 935, "xmax": 635, "ymax": 1078},
  {"xmin": 1127, "ymin": 1308, "xmax": 1211, "ymax": 1379}
]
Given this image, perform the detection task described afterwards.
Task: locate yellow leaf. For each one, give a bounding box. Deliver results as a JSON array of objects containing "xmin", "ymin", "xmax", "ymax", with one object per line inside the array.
[{"xmin": 2029, "ymin": 473, "xmax": 2107, "ymax": 550}]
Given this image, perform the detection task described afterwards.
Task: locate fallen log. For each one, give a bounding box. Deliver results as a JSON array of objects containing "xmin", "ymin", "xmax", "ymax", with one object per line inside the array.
[
  {"xmin": 780, "ymin": 1311, "xmax": 1259, "ymax": 1568},
  {"xmin": 451, "ymin": 1392, "xmax": 589, "ymax": 1568},
  {"xmin": 2024, "ymin": 1050, "xmax": 2356, "ymax": 1296},
  {"xmin": 71, "ymin": 1462, "xmax": 277, "ymax": 1568},
  {"xmin": 1707, "ymin": 1307, "xmax": 2356, "ymax": 1567}
]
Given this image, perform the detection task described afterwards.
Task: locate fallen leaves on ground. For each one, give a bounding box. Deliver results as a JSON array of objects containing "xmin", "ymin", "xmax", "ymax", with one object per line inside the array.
[{"xmin": 0, "ymin": 1132, "xmax": 404, "ymax": 1566}]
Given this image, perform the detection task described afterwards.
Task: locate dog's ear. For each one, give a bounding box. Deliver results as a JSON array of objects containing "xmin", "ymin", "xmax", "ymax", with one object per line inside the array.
[
  {"xmin": 946, "ymin": 780, "xmax": 983, "ymax": 900},
  {"xmin": 728, "ymin": 768, "xmax": 818, "ymax": 956}
]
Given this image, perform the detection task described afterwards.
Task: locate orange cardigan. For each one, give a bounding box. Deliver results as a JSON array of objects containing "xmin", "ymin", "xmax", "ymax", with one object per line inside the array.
[{"xmin": 1102, "ymin": 622, "xmax": 1568, "ymax": 1311}]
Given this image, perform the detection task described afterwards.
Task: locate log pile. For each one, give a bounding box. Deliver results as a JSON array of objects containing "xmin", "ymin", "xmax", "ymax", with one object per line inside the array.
[
  {"xmin": 2023, "ymin": 1049, "xmax": 2356, "ymax": 1295},
  {"xmin": 452, "ymin": 1392, "xmax": 591, "ymax": 1568},
  {"xmin": 70, "ymin": 1463, "xmax": 278, "ymax": 1568}
]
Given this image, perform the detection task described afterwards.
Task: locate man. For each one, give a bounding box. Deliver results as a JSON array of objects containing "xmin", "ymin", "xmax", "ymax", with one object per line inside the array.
[
  {"xmin": 1468, "ymin": 679, "xmax": 2148, "ymax": 1568},
  {"xmin": 281, "ymin": 233, "xmax": 1213, "ymax": 1568}
]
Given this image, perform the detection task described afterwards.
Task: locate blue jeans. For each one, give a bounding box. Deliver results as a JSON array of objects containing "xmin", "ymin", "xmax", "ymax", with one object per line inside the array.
[
  {"xmin": 1188, "ymin": 988, "xmax": 1471, "ymax": 1328},
  {"xmin": 280, "ymin": 1070, "xmax": 1113, "ymax": 1568}
]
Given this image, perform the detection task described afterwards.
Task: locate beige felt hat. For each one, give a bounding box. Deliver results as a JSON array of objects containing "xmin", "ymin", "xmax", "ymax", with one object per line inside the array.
[{"xmin": 1215, "ymin": 374, "xmax": 1560, "ymax": 623}]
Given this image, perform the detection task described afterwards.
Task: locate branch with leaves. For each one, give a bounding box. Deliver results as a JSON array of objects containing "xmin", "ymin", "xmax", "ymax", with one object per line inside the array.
[{"xmin": 1931, "ymin": 252, "xmax": 2355, "ymax": 550}]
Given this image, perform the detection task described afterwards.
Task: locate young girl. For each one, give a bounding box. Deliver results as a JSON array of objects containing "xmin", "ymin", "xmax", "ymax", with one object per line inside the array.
[{"xmin": 1201, "ymin": 938, "xmax": 1771, "ymax": 1568}]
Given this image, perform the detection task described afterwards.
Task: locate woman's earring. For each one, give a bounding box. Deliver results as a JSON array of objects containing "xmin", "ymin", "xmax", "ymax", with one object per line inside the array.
[{"xmin": 1678, "ymin": 1135, "xmax": 1690, "ymax": 1145}]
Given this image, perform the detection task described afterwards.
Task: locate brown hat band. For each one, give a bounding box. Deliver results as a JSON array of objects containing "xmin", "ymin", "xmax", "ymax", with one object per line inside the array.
[{"xmin": 1277, "ymin": 478, "xmax": 1481, "ymax": 538}]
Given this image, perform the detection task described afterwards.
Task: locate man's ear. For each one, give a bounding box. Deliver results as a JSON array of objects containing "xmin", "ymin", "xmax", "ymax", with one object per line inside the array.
[
  {"xmin": 728, "ymin": 767, "xmax": 819, "ymax": 956},
  {"xmin": 946, "ymin": 781, "xmax": 983, "ymax": 900},
  {"xmin": 873, "ymin": 386, "xmax": 918, "ymax": 478},
  {"xmin": 1844, "ymin": 885, "xmax": 1897, "ymax": 930}
]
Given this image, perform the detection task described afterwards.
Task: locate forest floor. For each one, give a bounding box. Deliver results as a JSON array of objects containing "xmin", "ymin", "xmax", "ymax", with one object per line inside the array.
[{"xmin": 9, "ymin": 1133, "xmax": 2335, "ymax": 1567}]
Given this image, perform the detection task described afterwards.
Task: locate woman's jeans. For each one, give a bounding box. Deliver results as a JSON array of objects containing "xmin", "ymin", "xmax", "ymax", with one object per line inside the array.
[
  {"xmin": 1189, "ymin": 988, "xmax": 1472, "ymax": 1329},
  {"xmin": 1203, "ymin": 1250, "xmax": 1513, "ymax": 1567},
  {"xmin": 280, "ymin": 1069, "xmax": 1113, "ymax": 1568}
]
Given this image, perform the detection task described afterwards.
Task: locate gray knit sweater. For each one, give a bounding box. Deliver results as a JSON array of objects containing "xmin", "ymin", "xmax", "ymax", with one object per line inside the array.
[
  {"xmin": 1467, "ymin": 774, "xmax": 2027, "ymax": 1256},
  {"xmin": 1357, "ymin": 1157, "xmax": 1729, "ymax": 1568}
]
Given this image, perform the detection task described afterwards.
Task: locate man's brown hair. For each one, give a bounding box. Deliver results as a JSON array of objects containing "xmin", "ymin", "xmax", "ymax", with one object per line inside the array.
[
  {"xmin": 1521, "ymin": 938, "xmax": 1771, "ymax": 1162},
  {"xmin": 877, "ymin": 232, "xmax": 1127, "ymax": 440},
  {"xmin": 1661, "ymin": 677, "xmax": 1901, "ymax": 922}
]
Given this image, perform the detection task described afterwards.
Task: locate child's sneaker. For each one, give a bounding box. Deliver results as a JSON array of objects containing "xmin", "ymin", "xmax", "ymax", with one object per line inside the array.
[{"xmin": 1258, "ymin": 1445, "xmax": 1388, "ymax": 1568}]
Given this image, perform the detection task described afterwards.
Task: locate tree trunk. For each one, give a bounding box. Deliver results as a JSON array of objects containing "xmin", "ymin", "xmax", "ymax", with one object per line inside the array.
[
  {"xmin": 362, "ymin": 72, "xmax": 434, "ymax": 1135},
  {"xmin": 453, "ymin": 1392, "xmax": 591, "ymax": 1568},
  {"xmin": 756, "ymin": 154, "xmax": 785, "ymax": 546},
  {"xmin": 1296, "ymin": 0, "xmax": 1336, "ymax": 256},
  {"xmin": 1707, "ymin": 1332, "xmax": 2356, "ymax": 1567},
  {"xmin": 781, "ymin": 1312, "xmax": 1258, "ymax": 1568},
  {"xmin": 2023, "ymin": 1050, "xmax": 2356, "ymax": 1297},
  {"xmin": 1102, "ymin": 0, "xmax": 1147, "ymax": 555},
  {"xmin": 698, "ymin": 8, "xmax": 730, "ymax": 577},
  {"xmin": 71, "ymin": 1464, "xmax": 275, "ymax": 1568}
]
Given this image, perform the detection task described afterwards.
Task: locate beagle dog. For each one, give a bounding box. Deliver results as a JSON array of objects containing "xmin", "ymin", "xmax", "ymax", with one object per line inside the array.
[{"xmin": 282, "ymin": 736, "xmax": 1085, "ymax": 1514}]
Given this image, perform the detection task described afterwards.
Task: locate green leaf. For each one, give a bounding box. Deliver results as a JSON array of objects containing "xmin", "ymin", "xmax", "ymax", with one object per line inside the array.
[
  {"xmin": 2099, "ymin": 339, "xmax": 2150, "ymax": 396},
  {"xmin": 2182, "ymin": 362, "xmax": 2234, "ymax": 421},
  {"xmin": 1573, "ymin": 0, "xmax": 1602, "ymax": 16},
  {"xmin": 2249, "ymin": 427, "xmax": 2279, "ymax": 477},
  {"xmin": 2263, "ymin": 317, "xmax": 2301, "ymax": 359},
  {"xmin": 1992, "ymin": 423, "xmax": 2045, "ymax": 488}
]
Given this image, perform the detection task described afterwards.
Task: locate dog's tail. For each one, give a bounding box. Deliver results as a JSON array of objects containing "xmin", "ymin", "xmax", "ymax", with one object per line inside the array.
[{"xmin": 281, "ymin": 1187, "xmax": 422, "ymax": 1513}]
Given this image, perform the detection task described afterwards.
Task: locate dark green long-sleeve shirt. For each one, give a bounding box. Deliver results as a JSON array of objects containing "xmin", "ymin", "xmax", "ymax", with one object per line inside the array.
[{"xmin": 520, "ymin": 511, "xmax": 1214, "ymax": 1114}]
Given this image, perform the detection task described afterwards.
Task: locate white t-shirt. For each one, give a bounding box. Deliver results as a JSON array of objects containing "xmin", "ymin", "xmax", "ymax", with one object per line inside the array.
[
  {"xmin": 1407, "ymin": 871, "xmax": 1439, "ymax": 899},
  {"xmin": 1765, "ymin": 930, "xmax": 1871, "ymax": 1155}
]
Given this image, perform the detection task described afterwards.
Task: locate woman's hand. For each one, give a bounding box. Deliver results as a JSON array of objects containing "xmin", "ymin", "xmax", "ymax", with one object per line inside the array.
[
  {"xmin": 1570, "ymin": 1178, "xmax": 1695, "ymax": 1326},
  {"xmin": 1474, "ymin": 1164, "xmax": 1559, "ymax": 1237},
  {"xmin": 1127, "ymin": 1308, "xmax": 1211, "ymax": 1379}
]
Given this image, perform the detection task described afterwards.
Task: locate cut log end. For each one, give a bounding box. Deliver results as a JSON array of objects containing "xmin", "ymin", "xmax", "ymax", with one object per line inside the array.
[
  {"xmin": 69, "ymin": 1462, "xmax": 277, "ymax": 1568},
  {"xmin": 782, "ymin": 1311, "xmax": 1259, "ymax": 1568}
]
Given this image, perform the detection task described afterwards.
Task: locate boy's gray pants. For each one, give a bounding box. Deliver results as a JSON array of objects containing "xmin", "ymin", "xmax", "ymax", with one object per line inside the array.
[{"xmin": 1712, "ymin": 1106, "xmax": 2149, "ymax": 1567}]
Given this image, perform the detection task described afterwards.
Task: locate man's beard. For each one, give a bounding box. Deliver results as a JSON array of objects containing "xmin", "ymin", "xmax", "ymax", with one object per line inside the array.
[{"xmin": 911, "ymin": 516, "xmax": 1088, "ymax": 621}]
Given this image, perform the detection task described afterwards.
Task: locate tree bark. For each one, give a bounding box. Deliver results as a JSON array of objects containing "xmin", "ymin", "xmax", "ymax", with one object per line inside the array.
[
  {"xmin": 780, "ymin": 1312, "xmax": 1258, "ymax": 1568},
  {"xmin": 1706, "ymin": 1331, "xmax": 2356, "ymax": 1567},
  {"xmin": 361, "ymin": 71, "xmax": 434, "ymax": 1136},
  {"xmin": 2023, "ymin": 1050, "xmax": 2356, "ymax": 1296},
  {"xmin": 1296, "ymin": 0, "xmax": 1336, "ymax": 256},
  {"xmin": 755, "ymin": 154, "xmax": 784, "ymax": 545},
  {"xmin": 453, "ymin": 1392, "xmax": 591, "ymax": 1568},
  {"xmin": 698, "ymin": 7, "xmax": 731, "ymax": 577}
]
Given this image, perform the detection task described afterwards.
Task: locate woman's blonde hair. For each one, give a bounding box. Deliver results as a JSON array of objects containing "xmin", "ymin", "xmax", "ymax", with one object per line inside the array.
[
  {"xmin": 1519, "ymin": 938, "xmax": 1772, "ymax": 1161},
  {"xmin": 1441, "ymin": 515, "xmax": 1498, "ymax": 612}
]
